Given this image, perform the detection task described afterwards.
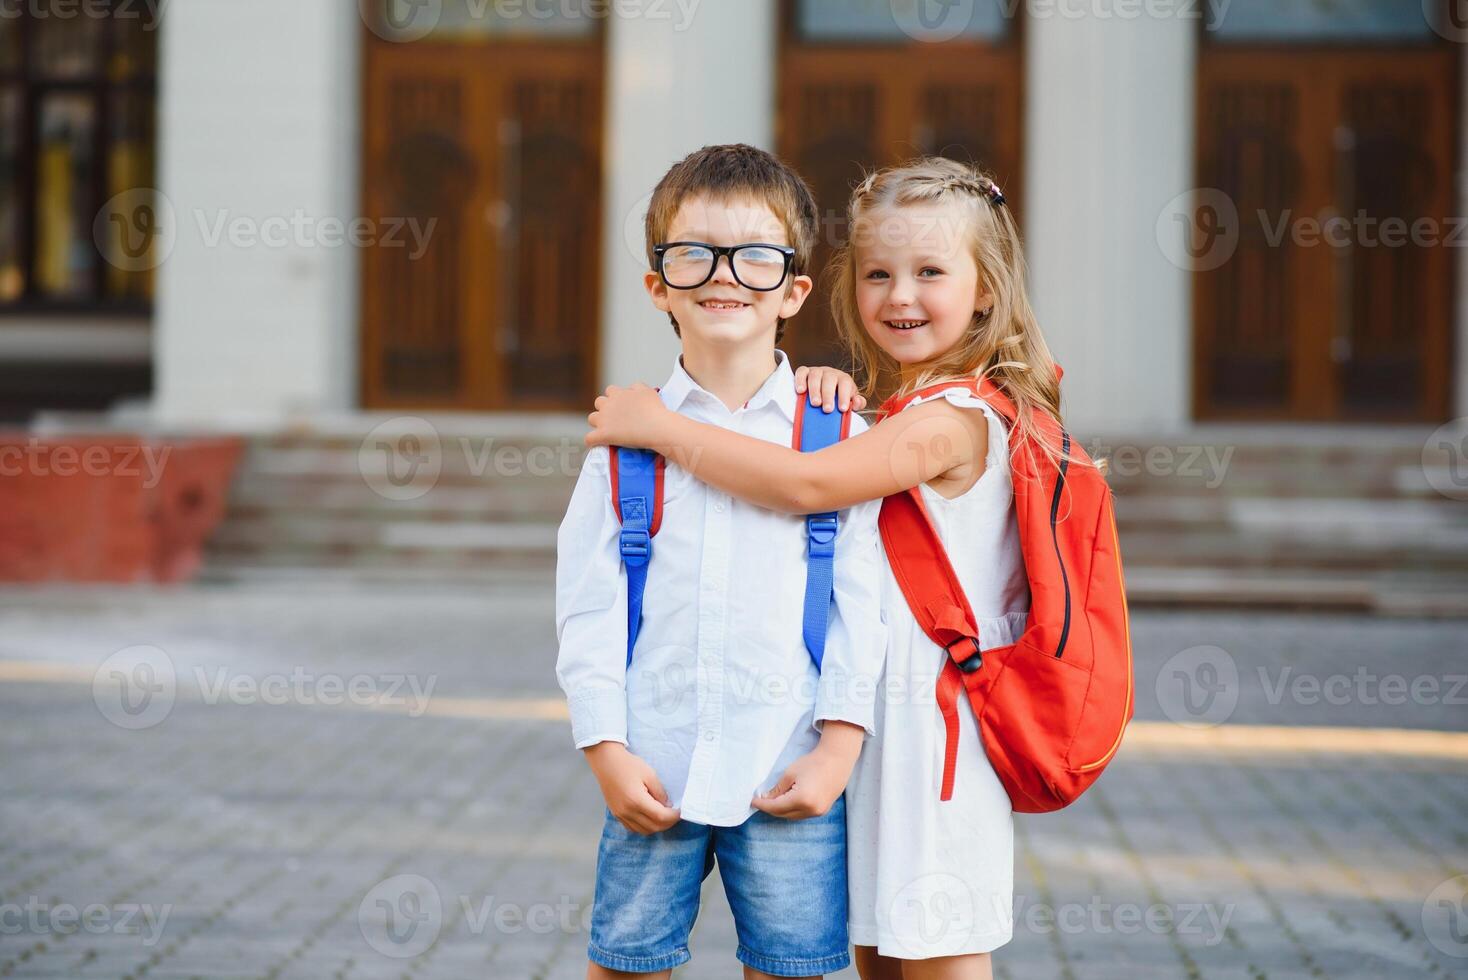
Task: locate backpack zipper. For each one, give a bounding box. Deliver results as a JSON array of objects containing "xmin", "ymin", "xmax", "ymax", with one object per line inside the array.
[{"xmin": 1050, "ymin": 431, "xmax": 1072, "ymax": 658}]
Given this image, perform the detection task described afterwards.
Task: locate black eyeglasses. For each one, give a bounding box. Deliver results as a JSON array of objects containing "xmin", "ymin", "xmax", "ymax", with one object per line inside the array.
[{"xmin": 653, "ymin": 242, "xmax": 796, "ymax": 291}]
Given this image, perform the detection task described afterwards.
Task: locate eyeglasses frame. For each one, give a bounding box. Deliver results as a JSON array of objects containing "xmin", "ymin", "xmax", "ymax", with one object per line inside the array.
[{"xmin": 652, "ymin": 241, "xmax": 798, "ymax": 292}]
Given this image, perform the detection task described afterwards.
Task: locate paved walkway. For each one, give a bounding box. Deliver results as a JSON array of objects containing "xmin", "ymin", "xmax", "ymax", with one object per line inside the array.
[{"xmin": 0, "ymin": 581, "xmax": 1464, "ymax": 979}]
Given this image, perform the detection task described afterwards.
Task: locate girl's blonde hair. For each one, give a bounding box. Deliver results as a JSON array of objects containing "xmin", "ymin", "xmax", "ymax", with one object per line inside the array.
[{"xmin": 829, "ymin": 156, "xmax": 1077, "ymax": 467}]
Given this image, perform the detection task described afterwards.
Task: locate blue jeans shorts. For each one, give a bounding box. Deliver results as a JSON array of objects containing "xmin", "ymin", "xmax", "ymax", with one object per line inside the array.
[{"xmin": 588, "ymin": 794, "xmax": 849, "ymax": 976}]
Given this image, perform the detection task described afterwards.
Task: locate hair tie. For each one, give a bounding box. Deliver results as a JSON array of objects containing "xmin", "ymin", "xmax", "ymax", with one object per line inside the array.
[{"xmin": 948, "ymin": 173, "xmax": 1006, "ymax": 208}]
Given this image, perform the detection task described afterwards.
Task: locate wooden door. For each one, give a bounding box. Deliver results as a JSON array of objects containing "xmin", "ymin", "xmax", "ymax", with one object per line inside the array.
[
  {"xmin": 1195, "ymin": 46, "xmax": 1457, "ymax": 422},
  {"xmin": 361, "ymin": 31, "xmax": 602, "ymax": 411},
  {"xmin": 776, "ymin": 2, "xmax": 1023, "ymax": 371}
]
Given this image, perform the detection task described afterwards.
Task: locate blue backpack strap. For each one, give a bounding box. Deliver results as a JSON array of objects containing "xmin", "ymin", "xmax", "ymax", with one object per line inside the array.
[
  {"xmin": 794, "ymin": 394, "xmax": 851, "ymax": 672},
  {"xmin": 610, "ymin": 447, "xmax": 662, "ymax": 667}
]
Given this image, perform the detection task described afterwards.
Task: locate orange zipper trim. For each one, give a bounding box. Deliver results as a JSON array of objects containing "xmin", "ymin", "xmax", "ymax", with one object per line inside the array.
[{"xmin": 1078, "ymin": 501, "xmax": 1133, "ymax": 772}]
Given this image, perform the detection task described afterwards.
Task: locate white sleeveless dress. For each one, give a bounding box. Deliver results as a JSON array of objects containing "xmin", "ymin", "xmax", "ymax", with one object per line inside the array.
[{"xmin": 846, "ymin": 387, "xmax": 1032, "ymax": 959}]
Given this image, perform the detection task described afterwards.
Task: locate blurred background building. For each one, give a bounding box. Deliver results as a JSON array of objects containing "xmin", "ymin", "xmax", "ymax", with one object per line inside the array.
[{"xmin": 1, "ymin": 0, "xmax": 1466, "ymax": 604}]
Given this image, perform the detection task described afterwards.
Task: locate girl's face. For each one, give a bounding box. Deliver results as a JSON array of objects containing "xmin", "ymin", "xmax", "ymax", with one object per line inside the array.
[{"xmin": 853, "ymin": 202, "xmax": 993, "ymax": 366}]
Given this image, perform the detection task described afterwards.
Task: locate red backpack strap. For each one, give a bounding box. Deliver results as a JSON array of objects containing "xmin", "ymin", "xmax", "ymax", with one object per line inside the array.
[
  {"xmin": 875, "ymin": 374, "xmax": 1023, "ymax": 802},
  {"xmin": 874, "ymin": 368, "xmax": 1061, "ymax": 426},
  {"xmin": 879, "ymin": 488, "xmax": 982, "ymax": 801}
]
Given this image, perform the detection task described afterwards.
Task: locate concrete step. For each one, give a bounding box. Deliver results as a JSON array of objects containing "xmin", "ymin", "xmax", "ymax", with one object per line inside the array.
[
  {"xmin": 210, "ymin": 514, "xmax": 558, "ymax": 554},
  {"xmin": 199, "ymin": 421, "xmax": 1468, "ymax": 615},
  {"xmin": 1123, "ymin": 565, "xmax": 1468, "ymax": 617},
  {"xmin": 1115, "ymin": 499, "xmax": 1468, "ymax": 566},
  {"xmin": 223, "ymin": 477, "xmax": 573, "ymax": 521},
  {"xmin": 198, "ymin": 550, "xmax": 555, "ymax": 585}
]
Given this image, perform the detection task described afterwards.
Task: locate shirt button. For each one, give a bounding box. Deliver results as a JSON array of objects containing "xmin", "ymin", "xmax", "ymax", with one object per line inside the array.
[
  {"xmin": 703, "ymin": 731, "xmax": 715, "ymax": 742},
  {"xmin": 714, "ymin": 501, "xmax": 726, "ymax": 513}
]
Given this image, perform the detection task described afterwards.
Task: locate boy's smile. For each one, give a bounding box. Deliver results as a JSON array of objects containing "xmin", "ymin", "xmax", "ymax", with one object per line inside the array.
[{"xmin": 698, "ymin": 298, "xmax": 750, "ymax": 313}]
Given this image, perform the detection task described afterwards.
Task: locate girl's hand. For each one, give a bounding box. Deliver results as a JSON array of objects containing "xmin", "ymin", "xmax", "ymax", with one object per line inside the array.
[
  {"xmin": 586, "ymin": 383, "xmax": 672, "ymax": 449},
  {"xmin": 794, "ymin": 365, "xmax": 867, "ymax": 414}
]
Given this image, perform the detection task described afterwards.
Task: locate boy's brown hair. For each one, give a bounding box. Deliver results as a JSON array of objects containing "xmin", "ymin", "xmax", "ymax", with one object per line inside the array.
[{"xmin": 644, "ymin": 143, "xmax": 819, "ymax": 341}]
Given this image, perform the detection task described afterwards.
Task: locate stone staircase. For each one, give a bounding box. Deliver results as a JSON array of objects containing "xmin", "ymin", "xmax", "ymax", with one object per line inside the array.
[
  {"xmin": 1099, "ymin": 427, "xmax": 1468, "ymax": 615},
  {"xmin": 201, "ymin": 415, "xmax": 1468, "ymax": 615},
  {"xmin": 201, "ymin": 414, "xmax": 582, "ymax": 585}
]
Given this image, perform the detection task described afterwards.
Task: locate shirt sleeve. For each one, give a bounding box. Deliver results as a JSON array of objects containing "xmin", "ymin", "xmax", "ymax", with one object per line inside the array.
[
  {"xmin": 810, "ymin": 412, "xmax": 887, "ymax": 738},
  {"xmin": 554, "ymin": 445, "xmax": 631, "ymax": 750}
]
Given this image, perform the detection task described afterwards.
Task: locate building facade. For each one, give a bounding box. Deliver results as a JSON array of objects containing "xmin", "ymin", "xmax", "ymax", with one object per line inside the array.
[{"xmin": 4, "ymin": 0, "xmax": 1466, "ymax": 434}]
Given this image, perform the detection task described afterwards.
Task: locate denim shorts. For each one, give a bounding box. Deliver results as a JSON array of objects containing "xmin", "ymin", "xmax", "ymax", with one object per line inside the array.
[{"xmin": 587, "ymin": 794, "xmax": 849, "ymax": 976}]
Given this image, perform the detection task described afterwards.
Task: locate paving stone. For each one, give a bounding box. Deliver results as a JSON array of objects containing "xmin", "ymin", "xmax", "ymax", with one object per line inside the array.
[{"xmin": 0, "ymin": 581, "xmax": 1464, "ymax": 979}]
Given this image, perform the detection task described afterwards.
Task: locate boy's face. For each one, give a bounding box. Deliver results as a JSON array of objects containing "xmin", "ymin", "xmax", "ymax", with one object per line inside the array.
[{"xmin": 645, "ymin": 194, "xmax": 812, "ymax": 348}]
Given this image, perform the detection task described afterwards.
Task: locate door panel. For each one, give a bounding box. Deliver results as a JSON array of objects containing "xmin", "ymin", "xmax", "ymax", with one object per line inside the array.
[
  {"xmin": 362, "ymin": 36, "xmax": 601, "ymax": 411},
  {"xmin": 1337, "ymin": 69, "xmax": 1454, "ymax": 418},
  {"xmin": 1195, "ymin": 48, "xmax": 1455, "ymax": 421},
  {"xmin": 499, "ymin": 76, "xmax": 602, "ymax": 408}
]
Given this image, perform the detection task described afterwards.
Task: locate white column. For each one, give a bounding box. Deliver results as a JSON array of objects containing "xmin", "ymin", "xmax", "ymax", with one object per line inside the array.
[
  {"xmin": 1024, "ymin": 5, "xmax": 1196, "ymax": 434},
  {"xmin": 153, "ymin": 0, "xmax": 361, "ymax": 427},
  {"xmin": 599, "ymin": 0, "xmax": 778, "ymax": 389}
]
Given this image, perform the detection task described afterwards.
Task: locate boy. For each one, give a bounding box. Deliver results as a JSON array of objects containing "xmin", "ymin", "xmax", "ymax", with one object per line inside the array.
[{"xmin": 555, "ymin": 144, "xmax": 886, "ymax": 979}]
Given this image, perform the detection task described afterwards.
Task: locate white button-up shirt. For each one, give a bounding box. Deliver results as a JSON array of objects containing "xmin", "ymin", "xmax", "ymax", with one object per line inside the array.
[{"xmin": 555, "ymin": 349, "xmax": 887, "ymax": 826}]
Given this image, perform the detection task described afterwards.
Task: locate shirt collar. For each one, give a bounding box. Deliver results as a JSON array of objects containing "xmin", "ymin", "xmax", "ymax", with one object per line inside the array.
[{"xmin": 658, "ymin": 348, "xmax": 797, "ymax": 423}]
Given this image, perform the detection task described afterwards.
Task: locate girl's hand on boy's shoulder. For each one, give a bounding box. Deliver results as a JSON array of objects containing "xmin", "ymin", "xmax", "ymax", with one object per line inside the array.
[
  {"xmin": 586, "ymin": 383, "xmax": 672, "ymax": 450},
  {"xmin": 794, "ymin": 364, "xmax": 867, "ymax": 413}
]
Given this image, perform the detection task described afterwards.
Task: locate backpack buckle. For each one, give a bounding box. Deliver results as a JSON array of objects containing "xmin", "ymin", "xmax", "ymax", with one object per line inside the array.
[
  {"xmin": 946, "ymin": 636, "xmax": 983, "ymax": 673},
  {"xmin": 806, "ymin": 514, "xmax": 838, "ymax": 558},
  {"xmin": 619, "ymin": 528, "xmax": 651, "ymax": 566}
]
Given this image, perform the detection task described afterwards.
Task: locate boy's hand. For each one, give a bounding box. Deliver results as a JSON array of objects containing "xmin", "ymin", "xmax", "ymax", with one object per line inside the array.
[
  {"xmin": 794, "ymin": 365, "xmax": 867, "ymax": 414},
  {"xmin": 583, "ymin": 741, "xmax": 681, "ymax": 835},
  {"xmin": 586, "ymin": 384, "xmax": 672, "ymax": 450},
  {"xmin": 752, "ymin": 721, "xmax": 865, "ymax": 820}
]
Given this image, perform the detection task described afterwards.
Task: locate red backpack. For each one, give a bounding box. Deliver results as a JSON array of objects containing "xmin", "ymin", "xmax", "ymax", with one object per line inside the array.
[{"xmin": 875, "ymin": 371, "xmax": 1134, "ymax": 813}]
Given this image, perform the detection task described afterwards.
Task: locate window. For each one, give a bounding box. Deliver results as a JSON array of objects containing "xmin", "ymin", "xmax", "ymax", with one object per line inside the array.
[
  {"xmin": 0, "ymin": 3, "xmax": 158, "ymax": 312},
  {"xmin": 372, "ymin": 0, "xmax": 600, "ymax": 42},
  {"xmin": 796, "ymin": 0, "xmax": 1011, "ymax": 43},
  {"xmin": 1205, "ymin": 0, "xmax": 1438, "ymax": 44}
]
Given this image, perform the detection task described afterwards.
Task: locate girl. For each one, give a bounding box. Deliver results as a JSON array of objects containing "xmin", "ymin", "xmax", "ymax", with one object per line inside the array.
[{"xmin": 586, "ymin": 157, "xmax": 1082, "ymax": 980}]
